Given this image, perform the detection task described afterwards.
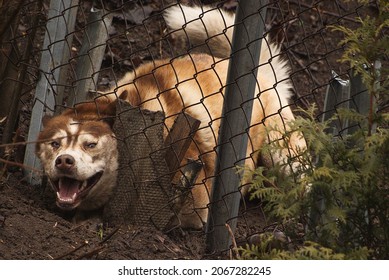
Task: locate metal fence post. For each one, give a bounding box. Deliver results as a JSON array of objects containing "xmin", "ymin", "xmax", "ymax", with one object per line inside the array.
[
  {"xmin": 23, "ymin": 0, "xmax": 78, "ymax": 184},
  {"xmin": 321, "ymin": 71, "xmax": 350, "ymax": 136},
  {"xmin": 68, "ymin": 8, "xmax": 112, "ymax": 106},
  {"xmin": 311, "ymin": 66, "xmax": 374, "ymax": 236},
  {"xmin": 206, "ymin": 0, "xmax": 268, "ymax": 253},
  {"xmin": 348, "ymin": 68, "xmax": 371, "ymax": 135},
  {"xmin": 310, "ymin": 71, "xmax": 350, "ymax": 231}
]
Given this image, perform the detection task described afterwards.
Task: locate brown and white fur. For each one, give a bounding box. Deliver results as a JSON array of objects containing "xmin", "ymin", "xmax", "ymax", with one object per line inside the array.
[
  {"xmin": 35, "ymin": 5, "xmax": 306, "ymax": 229},
  {"xmin": 36, "ymin": 101, "xmax": 118, "ymax": 212}
]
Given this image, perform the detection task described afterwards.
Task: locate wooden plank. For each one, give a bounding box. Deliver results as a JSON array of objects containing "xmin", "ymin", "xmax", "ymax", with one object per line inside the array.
[{"xmin": 163, "ymin": 113, "xmax": 201, "ymax": 180}]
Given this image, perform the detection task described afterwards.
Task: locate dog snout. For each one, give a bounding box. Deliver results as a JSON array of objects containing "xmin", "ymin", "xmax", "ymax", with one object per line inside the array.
[{"xmin": 55, "ymin": 154, "xmax": 75, "ymax": 171}]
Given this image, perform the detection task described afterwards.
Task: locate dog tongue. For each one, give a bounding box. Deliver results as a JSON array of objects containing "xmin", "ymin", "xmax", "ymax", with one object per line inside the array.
[{"xmin": 58, "ymin": 177, "xmax": 81, "ymax": 199}]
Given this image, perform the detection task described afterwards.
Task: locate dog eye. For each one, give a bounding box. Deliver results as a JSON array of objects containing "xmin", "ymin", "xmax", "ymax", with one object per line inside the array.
[
  {"xmin": 51, "ymin": 141, "xmax": 60, "ymax": 149},
  {"xmin": 85, "ymin": 142, "xmax": 97, "ymax": 149}
]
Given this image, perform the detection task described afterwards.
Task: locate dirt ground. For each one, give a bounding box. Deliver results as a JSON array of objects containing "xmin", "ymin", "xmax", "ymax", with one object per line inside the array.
[
  {"xmin": 0, "ymin": 172, "xmax": 208, "ymax": 259},
  {"xmin": 0, "ymin": 0, "xmax": 373, "ymax": 259},
  {"xmin": 1, "ymin": 171, "xmax": 265, "ymax": 259}
]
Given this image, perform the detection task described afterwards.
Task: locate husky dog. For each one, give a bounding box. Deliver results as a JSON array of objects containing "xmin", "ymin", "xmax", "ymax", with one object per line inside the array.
[
  {"xmin": 36, "ymin": 101, "xmax": 118, "ymax": 212},
  {"xmin": 35, "ymin": 5, "xmax": 306, "ymax": 229}
]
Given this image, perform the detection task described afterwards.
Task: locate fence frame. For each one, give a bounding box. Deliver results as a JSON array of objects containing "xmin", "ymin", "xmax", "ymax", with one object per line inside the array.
[
  {"xmin": 23, "ymin": 0, "xmax": 79, "ymax": 184},
  {"xmin": 206, "ymin": 0, "xmax": 269, "ymax": 253},
  {"xmin": 68, "ymin": 8, "xmax": 112, "ymax": 106},
  {"xmin": 310, "ymin": 66, "xmax": 373, "ymax": 233}
]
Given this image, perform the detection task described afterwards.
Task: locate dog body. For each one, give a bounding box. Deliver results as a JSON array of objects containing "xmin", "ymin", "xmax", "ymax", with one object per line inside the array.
[{"xmin": 36, "ymin": 5, "xmax": 306, "ymax": 229}]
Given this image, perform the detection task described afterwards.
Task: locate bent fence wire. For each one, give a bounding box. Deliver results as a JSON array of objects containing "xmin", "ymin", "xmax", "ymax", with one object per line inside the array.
[{"xmin": 0, "ymin": 0, "xmax": 386, "ymax": 258}]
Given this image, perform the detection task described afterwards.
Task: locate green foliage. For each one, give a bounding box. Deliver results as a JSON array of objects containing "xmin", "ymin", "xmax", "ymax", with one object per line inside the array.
[
  {"xmin": 242, "ymin": 1, "xmax": 388, "ymax": 259},
  {"xmin": 238, "ymin": 233, "xmax": 352, "ymax": 260},
  {"xmin": 331, "ymin": 0, "xmax": 388, "ymax": 80},
  {"xmin": 243, "ymin": 107, "xmax": 388, "ymax": 259},
  {"xmin": 331, "ymin": 0, "xmax": 388, "ymax": 135}
]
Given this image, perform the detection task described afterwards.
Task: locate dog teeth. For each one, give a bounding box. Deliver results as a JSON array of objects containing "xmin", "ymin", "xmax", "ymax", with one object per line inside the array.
[
  {"xmin": 56, "ymin": 191, "xmax": 77, "ymax": 203},
  {"xmin": 80, "ymin": 181, "xmax": 88, "ymax": 191}
]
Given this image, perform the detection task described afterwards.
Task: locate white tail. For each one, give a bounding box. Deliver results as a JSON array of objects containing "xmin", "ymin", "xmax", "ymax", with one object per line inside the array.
[
  {"xmin": 164, "ymin": 5, "xmax": 234, "ymax": 58},
  {"xmin": 163, "ymin": 4, "xmax": 293, "ymax": 102}
]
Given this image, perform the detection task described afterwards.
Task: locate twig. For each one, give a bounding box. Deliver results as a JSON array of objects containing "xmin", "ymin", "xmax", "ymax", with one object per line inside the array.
[
  {"xmin": 288, "ymin": 0, "xmax": 362, "ymax": 24},
  {"xmin": 225, "ymin": 223, "xmax": 240, "ymax": 259},
  {"xmin": 76, "ymin": 245, "xmax": 105, "ymax": 259},
  {"xmin": 72, "ymin": 227, "xmax": 120, "ymax": 259},
  {"xmin": 66, "ymin": 222, "xmax": 88, "ymax": 233},
  {"xmin": 289, "ymin": 50, "xmax": 321, "ymax": 88},
  {"xmin": 155, "ymin": 234, "xmax": 183, "ymax": 255},
  {"xmin": 99, "ymin": 227, "xmax": 120, "ymax": 245},
  {"xmin": 54, "ymin": 240, "xmax": 89, "ymax": 260},
  {"xmin": 0, "ymin": 131, "xmax": 111, "ymax": 149},
  {"xmin": 0, "ymin": 158, "xmax": 43, "ymax": 175}
]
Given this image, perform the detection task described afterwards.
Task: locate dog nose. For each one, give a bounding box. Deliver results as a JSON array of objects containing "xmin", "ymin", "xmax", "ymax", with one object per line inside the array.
[{"xmin": 55, "ymin": 154, "xmax": 75, "ymax": 170}]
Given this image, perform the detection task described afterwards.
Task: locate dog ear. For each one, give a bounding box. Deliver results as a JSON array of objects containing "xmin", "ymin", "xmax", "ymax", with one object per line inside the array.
[
  {"xmin": 100, "ymin": 99, "xmax": 117, "ymax": 128},
  {"xmin": 119, "ymin": 90, "xmax": 129, "ymax": 101},
  {"xmin": 66, "ymin": 97, "xmax": 117, "ymax": 128},
  {"xmin": 42, "ymin": 114, "xmax": 53, "ymax": 127},
  {"xmin": 119, "ymin": 89, "xmax": 141, "ymax": 106}
]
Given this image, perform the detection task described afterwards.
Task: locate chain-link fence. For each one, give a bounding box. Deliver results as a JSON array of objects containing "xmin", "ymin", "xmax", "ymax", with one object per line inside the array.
[{"xmin": 0, "ymin": 0, "xmax": 387, "ymax": 259}]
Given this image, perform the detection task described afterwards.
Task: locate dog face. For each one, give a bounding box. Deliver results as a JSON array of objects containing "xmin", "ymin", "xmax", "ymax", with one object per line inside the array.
[{"xmin": 35, "ymin": 99, "xmax": 118, "ymax": 211}]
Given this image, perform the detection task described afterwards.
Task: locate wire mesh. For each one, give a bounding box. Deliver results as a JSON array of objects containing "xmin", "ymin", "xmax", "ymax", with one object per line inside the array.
[{"xmin": 0, "ymin": 0, "xmax": 387, "ymax": 259}]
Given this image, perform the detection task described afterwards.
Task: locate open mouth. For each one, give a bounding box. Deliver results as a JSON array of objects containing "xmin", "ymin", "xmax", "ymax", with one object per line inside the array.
[{"xmin": 50, "ymin": 172, "xmax": 103, "ymax": 210}]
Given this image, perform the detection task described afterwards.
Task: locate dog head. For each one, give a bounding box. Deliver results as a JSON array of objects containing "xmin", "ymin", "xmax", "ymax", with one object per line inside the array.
[{"xmin": 35, "ymin": 98, "xmax": 118, "ymax": 211}]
